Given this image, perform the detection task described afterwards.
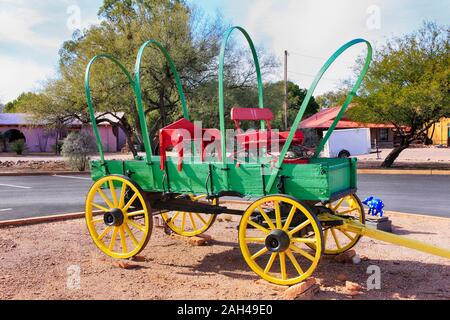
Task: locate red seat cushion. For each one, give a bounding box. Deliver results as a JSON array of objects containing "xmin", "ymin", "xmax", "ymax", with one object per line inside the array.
[{"xmin": 231, "ymin": 107, "xmax": 273, "ymax": 121}]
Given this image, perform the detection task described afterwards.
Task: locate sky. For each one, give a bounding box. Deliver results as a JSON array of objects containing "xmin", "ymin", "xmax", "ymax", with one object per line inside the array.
[{"xmin": 0, "ymin": 0, "xmax": 449, "ymax": 104}]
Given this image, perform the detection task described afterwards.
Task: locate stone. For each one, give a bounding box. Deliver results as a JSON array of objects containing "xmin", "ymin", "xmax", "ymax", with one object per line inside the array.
[
  {"xmin": 336, "ymin": 273, "xmax": 347, "ymax": 282},
  {"xmin": 116, "ymin": 260, "xmax": 139, "ymax": 270},
  {"xmin": 255, "ymin": 279, "xmax": 289, "ymax": 292},
  {"xmin": 352, "ymin": 255, "xmax": 361, "ymax": 264},
  {"xmin": 130, "ymin": 255, "xmax": 147, "ymax": 262},
  {"xmin": 282, "ymin": 278, "xmax": 317, "ymax": 300},
  {"xmin": 188, "ymin": 236, "xmax": 207, "ymax": 246},
  {"xmin": 334, "ymin": 250, "xmax": 356, "ymax": 263},
  {"xmin": 345, "ymin": 281, "xmax": 362, "ymax": 292},
  {"xmin": 197, "ymin": 234, "xmax": 213, "ymax": 241}
]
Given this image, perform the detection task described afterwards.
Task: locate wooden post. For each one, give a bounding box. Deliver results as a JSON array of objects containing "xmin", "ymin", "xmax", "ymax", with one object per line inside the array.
[{"xmin": 284, "ymin": 50, "xmax": 288, "ymax": 131}]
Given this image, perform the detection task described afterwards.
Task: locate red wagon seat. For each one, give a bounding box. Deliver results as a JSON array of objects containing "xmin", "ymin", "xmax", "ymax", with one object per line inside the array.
[
  {"xmin": 159, "ymin": 118, "xmax": 220, "ymax": 172},
  {"xmin": 231, "ymin": 107, "xmax": 305, "ymax": 147}
]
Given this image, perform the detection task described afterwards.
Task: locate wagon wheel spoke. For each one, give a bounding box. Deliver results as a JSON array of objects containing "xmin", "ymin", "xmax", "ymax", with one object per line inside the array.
[
  {"xmin": 332, "ymin": 197, "xmax": 346, "ymax": 212},
  {"xmin": 91, "ymin": 217, "xmax": 104, "ymax": 224},
  {"xmin": 118, "ymin": 182, "xmax": 127, "ymax": 208},
  {"xmin": 108, "ymin": 180, "xmax": 118, "ymax": 207},
  {"xmin": 171, "ymin": 211, "xmax": 181, "ymax": 223},
  {"xmin": 330, "ymin": 228, "xmax": 342, "ymax": 249},
  {"xmin": 251, "ymin": 247, "xmax": 268, "ymax": 260},
  {"xmin": 336, "ymin": 208, "xmax": 359, "ymax": 215},
  {"xmin": 181, "ymin": 212, "xmax": 187, "ymax": 232},
  {"xmin": 291, "ymin": 237, "xmax": 317, "ymax": 244},
  {"xmin": 257, "ymin": 206, "xmax": 276, "ymax": 230},
  {"xmin": 286, "ymin": 249, "xmax": 304, "ymax": 275},
  {"xmin": 119, "ymin": 226, "xmax": 127, "ymax": 254},
  {"xmin": 123, "ymin": 193, "xmax": 138, "ymax": 212},
  {"xmin": 92, "ymin": 203, "xmax": 110, "ymax": 213},
  {"xmin": 245, "ymin": 237, "xmax": 266, "ymax": 243},
  {"xmin": 127, "ymin": 219, "xmax": 145, "ymax": 232},
  {"xmin": 127, "ymin": 210, "xmax": 145, "ymax": 218},
  {"xmin": 279, "ymin": 252, "xmax": 287, "ymax": 280},
  {"xmin": 98, "ymin": 189, "xmax": 114, "ymax": 209},
  {"xmin": 109, "ymin": 227, "xmax": 119, "ymax": 251},
  {"xmin": 124, "ymin": 223, "xmax": 139, "ymax": 247},
  {"xmin": 194, "ymin": 213, "xmax": 207, "ymax": 225},
  {"xmin": 288, "ymin": 220, "xmax": 311, "ymax": 236},
  {"xmin": 188, "ymin": 213, "xmax": 197, "ymax": 230},
  {"xmin": 98, "ymin": 226, "xmax": 112, "ymax": 241},
  {"xmin": 283, "ymin": 205, "xmax": 297, "ymax": 231},
  {"xmin": 247, "ymin": 220, "xmax": 270, "ymax": 235},
  {"xmin": 290, "ymin": 244, "xmax": 316, "ymax": 262},
  {"xmin": 338, "ymin": 228, "xmax": 355, "ymax": 241},
  {"xmin": 264, "ymin": 253, "xmax": 277, "ymax": 274},
  {"xmin": 274, "ymin": 201, "xmax": 282, "ymax": 229}
]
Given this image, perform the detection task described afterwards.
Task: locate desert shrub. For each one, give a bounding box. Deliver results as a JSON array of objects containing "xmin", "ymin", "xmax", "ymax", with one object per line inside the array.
[
  {"xmin": 61, "ymin": 132, "xmax": 96, "ymax": 171},
  {"xmin": 10, "ymin": 139, "xmax": 28, "ymax": 155}
]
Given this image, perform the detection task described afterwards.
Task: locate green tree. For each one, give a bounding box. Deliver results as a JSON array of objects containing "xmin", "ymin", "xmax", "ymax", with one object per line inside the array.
[
  {"xmin": 3, "ymin": 92, "xmax": 40, "ymax": 113},
  {"xmin": 25, "ymin": 0, "xmax": 277, "ymax": 156},
  {"xmin": 349, "ymin": 22, "xmax": 450, "ymax": 167},
  {"xmin": 316, "ymin": 89, "xmax": 348, "ymax": 109}
]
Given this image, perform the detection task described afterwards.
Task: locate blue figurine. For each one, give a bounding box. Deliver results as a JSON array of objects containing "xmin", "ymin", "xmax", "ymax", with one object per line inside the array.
[{"xmin": 363, "ymin": 196, "xmax": 385, "ymax": 217}]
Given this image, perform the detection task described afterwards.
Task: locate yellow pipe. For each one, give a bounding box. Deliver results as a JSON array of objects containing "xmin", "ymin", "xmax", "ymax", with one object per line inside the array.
[{"xmin": 341, "ymin": 221, "xmax": 450, "ymax": 259}]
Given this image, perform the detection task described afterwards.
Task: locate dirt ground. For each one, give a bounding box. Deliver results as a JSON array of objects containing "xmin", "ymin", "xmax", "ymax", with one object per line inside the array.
[{"xmin": 0, "ymin": 210, "xmax": 449, "ymax": 300}]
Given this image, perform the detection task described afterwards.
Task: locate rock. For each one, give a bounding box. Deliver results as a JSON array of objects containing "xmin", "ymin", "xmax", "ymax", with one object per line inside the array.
[
  {"xmin": 360, "ymin": 255, "xmax": 369, "ymax": 261},
  {"xmin": 188, "ymin": 236, "xmax": 207, "ymax": 246},
  {"xmin": 345, "ymin": 281, "xmax": 362, "ymax": 292},
  {"xmin": 336, "ymin": 273, "xmax": 347, "ymax": 282},
  {"xmin": 334, "ymin": 250, "xmax": 356, "ymax": 263},
  {"xmin": 352, "ymin": 255, "xmax": 361, "ymax": 265},
  {"xmin": 282, "ymin": 278, "xmax": 318, "ymax": 300},
  {"xmin": 255, "ymin": 279, "xmax": 289, "ymax": 292},
  {"xmin": 130, "ymin": 255, "xmax": 147, "ymax": 262},
  {"xmin": 116, "ymin": 260, "xmax": 139, "ymax": 270},
  {"xmin": 218, "ymin": 215, "xmax": 233, "ymax": 222},
  {"xmin": 197, "ymin": 234, "xmax": 213, "ymax": 242}
]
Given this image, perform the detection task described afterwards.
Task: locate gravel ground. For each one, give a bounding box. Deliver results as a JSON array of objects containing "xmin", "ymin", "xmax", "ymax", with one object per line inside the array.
[{"xmin": 0, "ymin": 210, "xmax": 449, "ymax": 300}]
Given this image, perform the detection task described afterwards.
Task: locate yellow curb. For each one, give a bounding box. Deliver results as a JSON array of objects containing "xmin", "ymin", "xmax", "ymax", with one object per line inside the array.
[
  {"xmin": 0, "ymin": 171, "xmax": 89, "ymax": 177},
  {"xmin": 357, "ymin": 169, "xmax": 450, "ymax": 175},
  {"xmin": 0, "ymin": 210, "xmax": 101, "ymax": 228}
]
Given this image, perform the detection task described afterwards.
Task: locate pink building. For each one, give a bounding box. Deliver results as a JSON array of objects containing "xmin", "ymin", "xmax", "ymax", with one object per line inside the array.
[{"xmin": 0, "ymin": 113, "xmax": 126, "ymax": 153}]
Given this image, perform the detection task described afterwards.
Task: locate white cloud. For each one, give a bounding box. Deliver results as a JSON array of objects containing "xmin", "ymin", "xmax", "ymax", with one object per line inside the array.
[
  {"xmin": 0, "ymin": 7, "xmax": 61, "ymax": 50},
  {"xmin": 0, "ymin": 55, "xmax": 55, "ymax": 103},
  {"xmin": 239, "ymin": 0, "xmax": 405, "ymax": 94}
]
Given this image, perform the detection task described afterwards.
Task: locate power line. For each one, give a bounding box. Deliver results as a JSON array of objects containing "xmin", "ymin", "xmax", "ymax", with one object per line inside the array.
[{"xmin": 287, "ymin": 70, "xmax": 341, "ymax": 82}]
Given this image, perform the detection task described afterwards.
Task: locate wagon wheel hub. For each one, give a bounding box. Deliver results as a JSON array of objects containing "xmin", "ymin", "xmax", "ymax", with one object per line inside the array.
[
  {"xmin": 265, "ymin": 229, "xmax": 290, "ymax": 253},
  {"xmin": 104, "ymin": 208, "xmax": 125, "ymax": 227}
]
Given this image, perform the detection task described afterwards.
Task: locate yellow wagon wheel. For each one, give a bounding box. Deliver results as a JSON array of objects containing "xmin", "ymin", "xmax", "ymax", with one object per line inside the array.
[
  {"xmin": 239, "ymin": 195, "xmax": 323, "ymax": 286},
  {"xmin": 85, "ymin": 175, "xmax": 152, "ymax": 259},
  {"xmin": 161, "ymin": 195, "xmax": 217, "ymax": 237},
  {"xmin": 317, "ymin": 194, "xmax": 365, "ymax": 255}
]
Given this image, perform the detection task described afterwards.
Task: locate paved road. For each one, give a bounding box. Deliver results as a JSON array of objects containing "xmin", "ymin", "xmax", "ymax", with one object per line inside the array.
[{"xmin": 0, "ymin": 174, "xmax": 449, "ymax": 221}]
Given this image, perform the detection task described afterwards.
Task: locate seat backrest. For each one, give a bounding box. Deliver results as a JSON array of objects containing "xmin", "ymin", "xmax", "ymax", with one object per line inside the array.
[{"xmin": 231, "ymin": 107, "xmax": 273, "ymax": 130}]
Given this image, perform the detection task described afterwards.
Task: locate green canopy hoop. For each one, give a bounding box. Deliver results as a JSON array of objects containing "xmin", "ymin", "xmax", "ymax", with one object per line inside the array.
[
  {"xmin": 218, "ymin": 26, "xmax": 265, "ymax": 167},
  {"xmin": 265, "ymin": 39, "xmax": 373, "ymax": 193},
  {"xmin": 134, "ymin": 40, "xmax": 190, "ymax": 162},
  {"xmin": 85, "ymin": 54, "xmax": 136, "ymax": 164}
]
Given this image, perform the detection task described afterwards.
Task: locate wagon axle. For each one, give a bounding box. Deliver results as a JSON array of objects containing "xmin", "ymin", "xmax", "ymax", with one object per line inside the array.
[{"xmin": 103, "ymin": 208, "xmax": 125, "ymax": 227}]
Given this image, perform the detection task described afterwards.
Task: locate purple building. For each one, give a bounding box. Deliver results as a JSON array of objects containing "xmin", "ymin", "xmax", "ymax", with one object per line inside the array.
[{"xmin": 0, "ymin": 113, "xmax": 126, "ymax": 153}]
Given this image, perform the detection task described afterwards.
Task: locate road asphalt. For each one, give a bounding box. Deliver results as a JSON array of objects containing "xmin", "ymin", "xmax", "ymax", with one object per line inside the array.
[{"xmin": 0, "ymin": 174, "xmax": 449, "ymax": 221}]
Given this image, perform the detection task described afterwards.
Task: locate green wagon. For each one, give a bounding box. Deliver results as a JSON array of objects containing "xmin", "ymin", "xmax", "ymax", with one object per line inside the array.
[{"xmin": 84, "ymin": 26, "xmax": 375, "ymax": 285}]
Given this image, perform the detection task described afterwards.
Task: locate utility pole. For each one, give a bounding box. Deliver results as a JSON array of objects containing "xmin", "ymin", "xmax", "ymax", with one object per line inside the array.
[{"xmin": 284, "ymin": 50, "xmax": 288, "ymax": 131}]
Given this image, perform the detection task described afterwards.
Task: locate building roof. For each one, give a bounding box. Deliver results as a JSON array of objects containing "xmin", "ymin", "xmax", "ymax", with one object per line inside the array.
[
  {"xmin": 299, "ymin": 106, "xmax": 395, "ymax": 129},
  {"xmin": 0, "ymin": 113, "xmax": 124, "ymax": 126}
]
